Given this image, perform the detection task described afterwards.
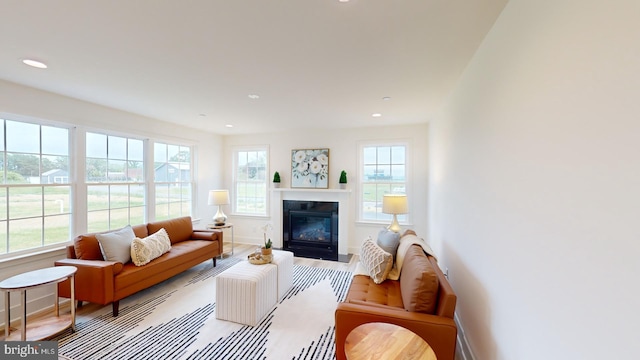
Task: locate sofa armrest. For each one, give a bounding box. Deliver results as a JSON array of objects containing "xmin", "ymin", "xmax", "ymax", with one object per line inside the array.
[
  {"xmin": 335, "ymin": 302, "xmax": 457, "ymax": 360},
  {"xmin": 191, "ymin": 229, "xmax": 223, "ymax": 242},
  {"xmin": 55, "ymin": 258, "xmax": 121, "ymax": 305}
]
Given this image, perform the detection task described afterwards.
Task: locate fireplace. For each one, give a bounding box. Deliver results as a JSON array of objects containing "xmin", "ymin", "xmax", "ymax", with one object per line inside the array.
[{"xmin": 283, "ymin": 200, "xmax": 338, "ymax": 261}]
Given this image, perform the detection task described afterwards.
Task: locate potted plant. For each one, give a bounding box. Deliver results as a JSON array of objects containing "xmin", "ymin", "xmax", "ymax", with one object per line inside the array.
[
  {"xmin": 262, "ymin": 238, "xmax": 272, "ymax": 256},
  {"xmin": 261, "ymin": 223, "xmax": 273, "ymax": 256},
  {"xmin": 273, "ymin": 171, "xmax": 281, "ymax": 188},
  {"xmin": 339, "ymin": 170, "xmax": 347, "ymax": 189}
]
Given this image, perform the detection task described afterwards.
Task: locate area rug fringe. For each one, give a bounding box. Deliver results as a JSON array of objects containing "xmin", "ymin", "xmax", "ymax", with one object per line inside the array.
[{"xmin": 55, "ymin": 258, "xmax": 352, "ymax": 360}]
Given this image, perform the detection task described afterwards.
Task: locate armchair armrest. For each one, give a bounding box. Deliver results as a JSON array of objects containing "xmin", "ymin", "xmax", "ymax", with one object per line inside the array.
[
  {"xmin": 335, "ymin": 302, "xmax": 457, "ymax": 360},
  {"xmin": 55, "ymin": 258, "xmax": 122, "ymax": 305}
]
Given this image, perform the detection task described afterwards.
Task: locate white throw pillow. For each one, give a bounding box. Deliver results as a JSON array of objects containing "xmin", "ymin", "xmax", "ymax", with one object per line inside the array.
[
  {"xmin": 96, "ymin": 225, "xmax": 136, "ymax": 264},
  {"xmin": 130, "ymin": 228, "xmax": 172, "ymax": 266},
  {"xmin": 359, "ymin": 237, "xmax": 393, "ymax": 284}
]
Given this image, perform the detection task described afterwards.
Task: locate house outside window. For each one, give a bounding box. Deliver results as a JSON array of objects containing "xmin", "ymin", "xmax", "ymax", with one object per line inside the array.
[
  {"xmin": 233, "ymin": 147, "xmax": 268, "ymax": 216},
  {"xmin": 86, "ymin": 132, "xmax": 145, "ymax": 233},
  {"xmin": 0, "ymin": 118, "xmax": 72, "ymax": 255},
  {"xmin": 154, "ymin": 142, "xmax": 192, "ymax": 221},
  {"xmin": 359, "ymin": 142, "xmax": 408, "ymax": 223}
]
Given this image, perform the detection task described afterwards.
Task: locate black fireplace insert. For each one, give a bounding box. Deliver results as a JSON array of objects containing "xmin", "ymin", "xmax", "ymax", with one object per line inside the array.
[{"xmin": 283, "ymin": 200, "xmax": 338, "ymax": 261}]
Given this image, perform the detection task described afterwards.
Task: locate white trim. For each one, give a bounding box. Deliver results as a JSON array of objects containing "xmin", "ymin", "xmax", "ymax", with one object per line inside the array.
[
  {"xmin": 455, "ymin": 312, "xmax": 476, "ymax": 360},
  {"xmin": 270, "ymin": 188, "xmax": 351, "ymax": 256}
]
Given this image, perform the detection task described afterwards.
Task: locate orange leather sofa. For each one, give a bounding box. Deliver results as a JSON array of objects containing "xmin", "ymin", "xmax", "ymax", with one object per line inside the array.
[
  {"xmin": 55, "ymin": 216, "xmax": 222, "ymax": 316},
  {"xmin": 335, "ymin": 244, "xmax": 458, "ymax": 360}
]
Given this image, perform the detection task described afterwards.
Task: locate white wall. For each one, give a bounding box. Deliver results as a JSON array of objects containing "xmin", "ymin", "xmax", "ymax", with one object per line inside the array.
[
  {"xmin": 0, "ymin": 79, "xmax": 224, "ymax": 324},
  {"xmin": 430, "ymin": 1, "xmax": 640, "ymax": 359},
  {"xmin": 222, "ymin": 123, "xmax": 429, "ymax": 254}
]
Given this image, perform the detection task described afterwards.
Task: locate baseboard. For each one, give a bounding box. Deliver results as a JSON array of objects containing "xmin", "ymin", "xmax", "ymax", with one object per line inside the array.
[{"xmin": 455, "ymin": 313, "xmax": 475, "ymax": 360}]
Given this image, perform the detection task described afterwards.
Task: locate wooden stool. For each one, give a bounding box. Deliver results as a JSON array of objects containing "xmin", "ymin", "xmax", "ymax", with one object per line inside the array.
[{"xmin": 345, "ymin": 322, "xmax": 437, "ymax": 360}]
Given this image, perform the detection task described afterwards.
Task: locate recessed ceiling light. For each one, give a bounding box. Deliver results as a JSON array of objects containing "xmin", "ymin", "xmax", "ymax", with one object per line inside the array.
[
  {"xmin": 372, "ymin": 113, "xmax": 382, "ymax": 118},
  {"xmin": 225, "ymin": 124, "xmax": 234, "ymax": 128},
  {"xmin": 198, "ymin": 113, "xmax": 207, "ymax": 117},
  {"xmin": 339, "ymin": 0, "xmax": 350, "ymax": 2},
  {"xmin": 248, "ymin": 94, "xmax": 260, "ymax": 100},
  {"xmin": 382, "ymin": 97, "xmax": 391, "ymax": 101},
  {"xmin": 22, "ymin": 59, "xmax": 47, "ymax": 69}
]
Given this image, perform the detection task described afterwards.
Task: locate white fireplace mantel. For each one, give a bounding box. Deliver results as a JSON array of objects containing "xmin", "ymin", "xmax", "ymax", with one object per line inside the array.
[{"xmin": 270, "ymin": 188, "xmax": 351, "ymax": 256}]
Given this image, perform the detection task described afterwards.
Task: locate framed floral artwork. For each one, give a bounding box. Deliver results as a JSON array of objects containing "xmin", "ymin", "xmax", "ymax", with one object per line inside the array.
[{"xmin": 291, "ymin": 148, "xmax": 329, "ymax": 188}]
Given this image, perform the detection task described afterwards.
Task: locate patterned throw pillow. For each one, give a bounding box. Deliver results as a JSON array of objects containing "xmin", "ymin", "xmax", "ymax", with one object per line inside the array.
[
  {"xmin": 359, "ymin": 237, "xmax": 393, "ymax": 284},
  {"xmin": 130, "ymin": 228, "xmax": 172, "ymax": 266}
]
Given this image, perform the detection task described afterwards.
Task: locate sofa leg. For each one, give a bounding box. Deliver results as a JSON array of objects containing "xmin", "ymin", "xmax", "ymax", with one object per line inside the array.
[
  {"xmin": 212, "ymin": 257, "xmax": 216, "ymax": 267},
  {"xmin": 112, "ymin": 301, "xmax": 119, "ymax": 317},
  {"xmin": 77, "ymin": 300, "xmax": 83, "ymax": 308}
]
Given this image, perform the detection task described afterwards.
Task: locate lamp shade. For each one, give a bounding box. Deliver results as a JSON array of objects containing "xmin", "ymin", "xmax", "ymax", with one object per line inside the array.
[
  {"xmin": 208, "ymin": 190, "xmax": 230, "ymax": 206},
  {"xmin": 382, "ymin": 194, "xmax": 408, "ymax": 214}
]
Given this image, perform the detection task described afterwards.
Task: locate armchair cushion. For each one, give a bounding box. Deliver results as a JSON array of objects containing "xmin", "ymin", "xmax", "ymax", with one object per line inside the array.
[{"xmin": 400, "ymin": 245, "xmax": 439, "ymax": 314}]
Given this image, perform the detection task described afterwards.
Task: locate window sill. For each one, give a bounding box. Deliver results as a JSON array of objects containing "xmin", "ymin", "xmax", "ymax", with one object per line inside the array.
[{"xmin": 0, "ymin": 244, "xmax": 70, "ymax": 268}]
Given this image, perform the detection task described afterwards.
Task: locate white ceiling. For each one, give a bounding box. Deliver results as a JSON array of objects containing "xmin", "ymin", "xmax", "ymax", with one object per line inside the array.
[{"xmin": 0, "ymin": 0, "xmax": 507, "ymax": 135}]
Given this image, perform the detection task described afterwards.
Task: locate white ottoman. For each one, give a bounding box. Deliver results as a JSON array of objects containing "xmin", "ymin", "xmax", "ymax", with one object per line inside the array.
[
  {"xmin": 271, "ymin": 250, "xmax": 294, "ymax": 300},
  {"xmin": 216, "ymin": 261, "xmax": 278, "ymax": 326}
]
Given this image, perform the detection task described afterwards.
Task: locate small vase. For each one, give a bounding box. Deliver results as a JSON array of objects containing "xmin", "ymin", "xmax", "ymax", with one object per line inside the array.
[
  {"xmin": 339, "ymin": 183, "xmax": 347, "ymax": 189},
  {"xmin": 273, "ymin": 183, "xmax": 280, "ymax": 188},
  {"xmin": 261, "ymin": 247, "xmax": 272, "ymax": 256}
]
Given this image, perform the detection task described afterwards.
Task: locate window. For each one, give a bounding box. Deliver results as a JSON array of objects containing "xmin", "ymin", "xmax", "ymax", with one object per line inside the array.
[
  {"xmin": 0, "ymin": 114, "xmax": 202, "ymax": 257},
  {"xmin": 234, "ymin": 148, "xmax": 268, "ymax": 215},
  {"xmin": 0, "ymin": 119, "xmax": 71, "ymax": 254},
  {"xmin": 360, "ymin": 143, "xmax": 407, "ymax": 222},
  {"xmin": 86, "ymin": 132, "xmax": 145, "ymax": 232},
  {"xmin": 154, "ymin": 142, "xmax": 192, "ymax": 221}
]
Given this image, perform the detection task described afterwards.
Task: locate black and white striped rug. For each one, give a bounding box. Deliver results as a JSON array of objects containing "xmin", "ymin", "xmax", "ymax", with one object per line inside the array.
[{"xmin": 55, "ymin": 258, "xmax": 353, "ymax": 360}]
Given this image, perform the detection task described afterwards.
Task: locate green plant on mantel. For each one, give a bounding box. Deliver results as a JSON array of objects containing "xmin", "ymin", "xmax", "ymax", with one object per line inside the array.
[
  {"xmin": 273, "ymin": 171, "xmax": 281, "ymax": 183},
  {"xmin": 339, "ymin": 170, "xmax": 347, "ymax": 184}
]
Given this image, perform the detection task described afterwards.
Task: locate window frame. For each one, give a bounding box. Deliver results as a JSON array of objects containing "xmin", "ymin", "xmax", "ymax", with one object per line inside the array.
[
  {"xmin": 357, "ymin": 140, "xmax": 411, "ymax": 224},
  {"xmin": 0, "ymin": 114, "xmax": 202, "ymax": 260},
  {"xmin": 153, "ymin": 141, "xmax": 194, "ymax": 222},
  {"xmin": 85, "ymin": 131, "xmax": 147, "ymax": 233},
  {"xmin": 232, "ymin": 145, "xmax": 269, "ymax": 217},
  {"xmin": 0, "ymin": 116, "xmax": 74, "ymax": 258}
]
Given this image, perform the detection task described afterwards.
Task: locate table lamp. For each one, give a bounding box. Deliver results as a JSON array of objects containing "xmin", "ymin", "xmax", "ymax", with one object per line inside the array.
[
  {"xmin": 208, "ymin": 189, "xmax": 230, "ymax": 225},
  {"xmin": 382, "ymin": 194, "xmax": 408, "ymax": 233}
]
